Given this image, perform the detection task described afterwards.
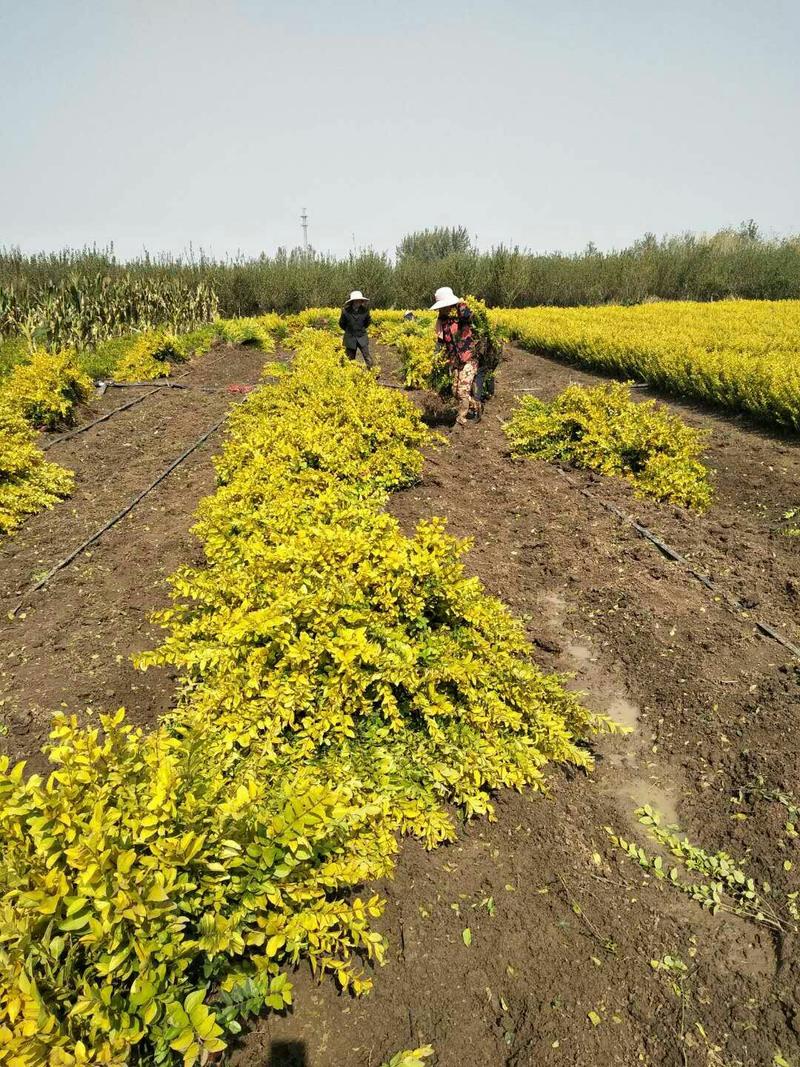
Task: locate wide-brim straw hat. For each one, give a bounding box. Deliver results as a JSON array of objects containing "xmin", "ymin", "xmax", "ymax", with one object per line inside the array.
[
  {"xmin": 346, "ymin": 290, "xmax": 368, "ymax": 304},
  {"xmin": 430, "ymin": 286, "xmax": 461, "ymax": 310}
]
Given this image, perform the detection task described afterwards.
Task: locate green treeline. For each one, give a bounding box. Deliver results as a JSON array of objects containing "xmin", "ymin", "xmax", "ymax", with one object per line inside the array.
[{"xmin": 2, "ymin": 223, "xmax": 799, "ymax": 322}]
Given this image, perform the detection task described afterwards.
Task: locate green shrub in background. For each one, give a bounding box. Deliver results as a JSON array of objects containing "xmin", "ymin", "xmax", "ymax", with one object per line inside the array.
[{"xmin": 4, "ymin": 223, "xmax": 799, "ymax": 321}]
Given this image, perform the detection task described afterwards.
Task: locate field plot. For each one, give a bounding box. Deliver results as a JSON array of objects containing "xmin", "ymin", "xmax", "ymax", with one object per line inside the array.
[
  {"xmin": 493, "ymin": 300, "xmax": 800, "ymax": 431},
  {"xmin": 254, "ymin": 336, "xmax": 800, "ymax": 1067},
  {"xmin": 1, "ymin": 311, "xmax": 799, "ymax": 1067},
  {"xmin": 0, "ymin": 343, "xmax": 270, "ymax": 769}
]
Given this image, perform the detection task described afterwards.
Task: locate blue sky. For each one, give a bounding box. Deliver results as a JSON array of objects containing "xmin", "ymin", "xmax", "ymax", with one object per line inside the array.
[{"xmin": 1, "ymin": 0, "xmax": 798, "ymax": 258}]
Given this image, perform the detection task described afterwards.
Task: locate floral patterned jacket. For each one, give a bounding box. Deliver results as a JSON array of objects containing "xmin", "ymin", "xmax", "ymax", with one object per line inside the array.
[{"xmin": 435, "ymin": 302, "xmax": 476, "ymax": 366}]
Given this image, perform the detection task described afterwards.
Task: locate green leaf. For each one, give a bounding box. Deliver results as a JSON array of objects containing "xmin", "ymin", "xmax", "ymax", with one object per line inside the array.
[{"xmin": 58, "ymin": 911, "xmax": 90, "ymax": 932}]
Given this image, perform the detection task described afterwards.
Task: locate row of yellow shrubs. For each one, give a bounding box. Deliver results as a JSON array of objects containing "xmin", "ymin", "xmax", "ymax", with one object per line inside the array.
[
  {"xmin": 491, "ymin": 300, "xmax": 800, "ymax": 431},
  {"xmin": 0, "ymin": 328, "xmax": 616, "ymax": 1064},
  {"xmin": 0, "ymin": 352, "xmax": 94, "ymax": 534},
  {"xmin": 504, "ymin": 382, "xmax": 713, "ymax": 510}
]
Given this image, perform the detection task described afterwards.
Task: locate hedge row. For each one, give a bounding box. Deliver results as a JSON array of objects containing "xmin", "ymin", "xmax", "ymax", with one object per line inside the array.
[{"xmin": 0, "ymin": 328, "xmax": 616, "ymax": 1064}]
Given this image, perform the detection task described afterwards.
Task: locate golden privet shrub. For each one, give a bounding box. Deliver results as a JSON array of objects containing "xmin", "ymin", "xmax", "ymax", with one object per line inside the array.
[
  {"xmin": 111, "ymin": 317, "xmax": 277, "ymax": 382},
  {"xmin": 376, "ymin": 298, "xmax": 501, "ymax": 392},
  {"xmin": 0, "ymin": 325, "xmax": 616, "ymax": 1064},
  {"xmin": 504, "ymin": 382, "xmax": 712, "ymax": 510},
  {"xmin": 3, "ymin": 350, "xmax": 93, "ymax": 429},
  {"xmin": 213, "ymin": 317, "xmax": 277, "ymax": 351},
  {"xmin": 0, "ymin": 401, "xmax": 74, "ymax": 535},
  {"xmin": 142, "ymin": 328, "xmax": 619, "ymax": 843},
  {"xmin": 0, "ymin": 711, "xmax": 391, "ymax": 1065},
  {"xmin": 492, "ymin": 300, "xmax": 800, "ymax": 431}
]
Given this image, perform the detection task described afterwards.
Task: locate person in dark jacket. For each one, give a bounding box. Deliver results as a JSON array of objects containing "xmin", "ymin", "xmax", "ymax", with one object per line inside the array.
[{"xmin": 339, "ymin": 290, "xmax": 373, "ymax": 368}]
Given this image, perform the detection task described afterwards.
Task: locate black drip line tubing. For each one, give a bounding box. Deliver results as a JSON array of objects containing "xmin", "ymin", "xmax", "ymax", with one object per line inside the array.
[
  {"xmin": 553, "ymin": 466, "xmax": 800, "ymax": 661},
  {"xmin": 12, "ymin": 416, "xmax": 226, "ymax": 616},
  {"xmin": 42, "ymin": 342, "xmax": 246, "ymax": 451}
]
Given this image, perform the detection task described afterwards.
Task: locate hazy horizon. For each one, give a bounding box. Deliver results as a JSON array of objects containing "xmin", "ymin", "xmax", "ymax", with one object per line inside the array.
[{"xmin": 2, "ymin": 0, "xmax": 798, "ymax": 261}]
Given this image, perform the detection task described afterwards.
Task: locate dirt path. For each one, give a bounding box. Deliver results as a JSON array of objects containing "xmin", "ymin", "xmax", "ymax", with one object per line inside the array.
[
  {"xmin": 0, "ymin": 344, "xmax": 267, "ymax": 771},
  {"xmin": 248, "ymin": 345, "xmax": 800, "ymax": 1066},
  {"xmin": 505, "ymin": 346, "xmax": 800, "ymax": 646}
]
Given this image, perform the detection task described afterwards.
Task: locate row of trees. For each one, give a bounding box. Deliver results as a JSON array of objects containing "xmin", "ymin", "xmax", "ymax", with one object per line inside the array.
[{"xmin": 2, "ymin": 223, "xmax": 799, "ymax": 316}]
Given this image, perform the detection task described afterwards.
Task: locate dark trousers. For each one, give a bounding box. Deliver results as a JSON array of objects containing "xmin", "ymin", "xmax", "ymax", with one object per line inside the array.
[{"xmin": 344, "ymin": 336, "xmax": 373, "ymax": 368}]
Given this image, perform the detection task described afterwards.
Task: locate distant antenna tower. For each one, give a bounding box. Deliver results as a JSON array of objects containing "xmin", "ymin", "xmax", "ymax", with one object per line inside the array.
[{"xmin": 300, "ymin": 207, "xmax": 309, "ymax": 251}]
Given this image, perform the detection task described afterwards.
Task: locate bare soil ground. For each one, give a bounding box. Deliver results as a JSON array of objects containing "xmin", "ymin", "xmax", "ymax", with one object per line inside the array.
[{"xmin": 3, "ymin": 340, "xmax": 800, "ymax": 1066}]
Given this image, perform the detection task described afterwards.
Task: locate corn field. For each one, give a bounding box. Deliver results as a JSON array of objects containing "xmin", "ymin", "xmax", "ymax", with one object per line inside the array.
[{"xmin": 0, "ymin": 274, "xmax": 218, "ymax": 352}]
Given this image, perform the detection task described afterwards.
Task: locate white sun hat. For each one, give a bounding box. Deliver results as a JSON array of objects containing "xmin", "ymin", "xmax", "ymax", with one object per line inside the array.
[
  {"xmin": 430, "ymin": 286, "xmax": 461, "ymax": 310},
  {"xmin": 347, "ymin": 290, "xmax": 368, "ymax": 303}
]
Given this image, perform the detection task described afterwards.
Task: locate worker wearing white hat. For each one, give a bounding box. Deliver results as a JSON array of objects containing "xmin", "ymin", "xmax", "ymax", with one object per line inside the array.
[
  {"xmin": 339, "ymin": 291, "xmax": 373, "ymax": 368},
  {"xmin": 431, "ymin": 287, "xmax": 480, "ymax": 424},
  {"xmin": 430, "ymin": 286, "xmax": 461, "ymax": 311}
]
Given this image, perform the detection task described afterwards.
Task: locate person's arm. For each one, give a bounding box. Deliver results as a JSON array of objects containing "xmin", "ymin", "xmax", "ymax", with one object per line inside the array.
[
  {"xmin": 339, "ymin": 309, "xmax": 348, "ymax": 331},
  {"xmin": 365, "ymin": 309, "xmax": 372, "ymax": 329},
  {"xmin": 456, "ymin": 303, "xmax": 473, "ymax": 327}
]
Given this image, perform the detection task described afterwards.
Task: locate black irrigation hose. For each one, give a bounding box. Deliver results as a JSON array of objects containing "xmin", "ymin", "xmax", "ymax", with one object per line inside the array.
[
  {"xmin": 42, "ymin": 390, "xmax": 163, "ymax": 451},
  {"xmin": 43, "ymin": 343, "xmax": 242, "ymax": 449},
  {"xmin": 103, "ymin": 381, "xmax": 258, "ymax": 393},
  {"xmin": 12, "ymin": 416, "xmax": 226, "ymax": 616},
  {"xmin": 553, "ymin": 466, "xmax": 800, "ymax": 660},
  {"xmin": 104, "ymin": 379, "xmax": 193, "ymax": 389}
]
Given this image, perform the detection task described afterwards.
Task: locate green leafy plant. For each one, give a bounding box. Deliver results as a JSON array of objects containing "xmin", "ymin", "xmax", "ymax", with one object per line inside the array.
[
  {"xmin": 3, "ymin": 350, "xmax": 93, "ymax": 429},
  {"xmin": 735, "ymin": 776, "xmax": 800, "ymax": 840},
  {"xmin": 375, "ymin": 297, "xmax": 501, "ymax": 394},
  {"xmin": 380, "ymin": 1045, "xmax": 435, "ymax": 1067},
  {"xmin": 0, "ymin": 711, "xmax": 390, "ymax": 1065},
  {"xmin": 650, "ymin": 954, "xmax": 689, "ymax": 997},
  {"xmin": 781, "ymin": 508, "xmax": 800, "ymax": 537},
  {"xmin": 0, "ymin": 272, "xmax": 218, "ymax": 353},
  {"xmin": 113, "ymin": 329, "xmax": 187, "ymax": 382},
  {"xmin": 493, "ymin": 299, "xmax": 800, "ymax": 433},
  {"xmin": 607, "ymin": 806, "xmax": 796, "ymax": 932},
  {"xmin": 141, "ymin": 328, "xmax": 619, "ymax": 842},
  {"xmin": 214, "ymin": 317, "xmax": 277, "ymax": 351},
  {"xmin": 0, "ymin": 325, "xmax": 617, "ymax": 1062}
]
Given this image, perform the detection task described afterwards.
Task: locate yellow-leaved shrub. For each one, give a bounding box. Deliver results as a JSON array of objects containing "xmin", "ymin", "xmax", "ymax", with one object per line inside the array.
[
  {"xmin": 382, "ymin": 321, "xmax": 446, "ymax": 390},
  {"xmin": 0, "ymin": 401, "xmax": 74, "ymax": 535},
  {"xmin": 0, "ymin": 326, "xmax": 616, "ymax": 1063},
  {"xmin": 375, "ymin": 299, "xmax": 502, "ymax": 393},
  {"xmin": 113, "ymin": 330, "xmax": 188, "ymax": 382},
  {"xmin": 492, "ymin": 300, "xmax": 800, "ymax": 431},
  {"xmin": 111, "ymin": 317, "xmax": 277, "ymax": 382},
  {"xmin": 504, "ymin": 382, "xmax": 712, "ymax": 510},
  {"xmin": 0, "ymin": 711, "xmax": 391, "ymax": 1065},
  {"xmin": 214, "ymin": 317, "xmax": 277, "ymax": 351},
  {"xmin": 3, "ymin": 350, "xmax": 92, "ymax": 429},
  {"xmin": 142, "ymin": 328, "xmax": 618, "ymax": 840}
]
